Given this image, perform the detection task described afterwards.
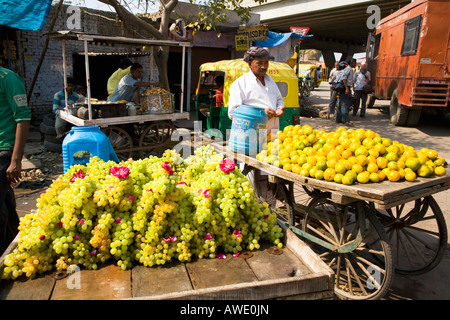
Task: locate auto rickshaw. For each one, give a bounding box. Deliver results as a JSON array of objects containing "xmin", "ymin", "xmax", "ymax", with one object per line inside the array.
[
  {"xmin": 295, "ymin": 63, "xmax": 323, "ymax": 89},
  {"xmin": 194, "ymin": 59, "xmax": 300, "ymax": 140}
]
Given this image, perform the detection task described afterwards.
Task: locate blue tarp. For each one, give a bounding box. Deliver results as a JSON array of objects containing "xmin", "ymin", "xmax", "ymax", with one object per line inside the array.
[
  {"xmin": 0, "ymin": 0, "xmax": 52, "ymax": 31},
  {"xmin": 254, "ymin": 31, "xmax": 313, "ymax": 48}
]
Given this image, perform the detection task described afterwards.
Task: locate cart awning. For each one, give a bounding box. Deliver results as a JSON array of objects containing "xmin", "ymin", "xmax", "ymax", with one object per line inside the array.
[{"xmin": 0, "ymin": 0, "xmax": 52, "ymax": 31}]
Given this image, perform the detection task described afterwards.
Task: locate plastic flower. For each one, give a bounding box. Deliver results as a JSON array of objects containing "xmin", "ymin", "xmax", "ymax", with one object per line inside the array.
[
  {"xmin": 78, "ymin": 219, "xmax": 84, "ymax": 225},
  {"xmin": 163, "ymin": 235, "xmax": 177, "ymax": 242},
  {"xmin": 58, "ymin": 221, "xmax": 63, "ymax": 228},
  {"xmin": 198, "ymin": 189, "xmax": 210, "ymax": 199},
  {"xmin": 90, "ymin": 250, "xmax": 97, "ymax": 256},
  {"xmin": 161, "ymin": 161, "xmax": 174, "ymax": 175},
  {"xmin": 204, "ymin": 233, "xmax": 212, "ymax": 240},
  {"xmin": 177, "ymin": 181, "xmax": 187, "ymax": 186},
  {"xmin": 216, "ymin": 253, "xmax": 226, "ymax": 259},
  {"xmin": 233, "ymin": 229, "xmax": 241, "ymax": 238},
  {"xmin": 219, "ymin": 158, "xmax": 236, "ymax": 174},
  {"xmin": 74, "ymin": 235, "xmax": 80, "ymax": 241},
  {"xmin": 70, "ymin": 169, "xmax": 86, "ymax": 183},
  {"xmin": 264, "ymin": 215, "xmax": 269, "ymax": 220},
  {"xmin": 115, "ymin": 218, "xmax": 121, "ymax": 224},
  {"xmin": 128, "ymin": 194, "xmax": 135, "ymax": 201},
  {"xmin": 109, "ymin": 166, "xmax": 130, "ymax": 179},
  {"xmin": 39, "ymin": 235, "xmax": 45, "ymax": 240},
  {"xmin": 233, "ymin": 252, "xmax": 241, "ymax": 257}
]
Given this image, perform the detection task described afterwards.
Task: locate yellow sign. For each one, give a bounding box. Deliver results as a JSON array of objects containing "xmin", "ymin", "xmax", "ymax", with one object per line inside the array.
[
  {"xmin": 235, "ymin": 35, "xmax": 249, "ymax": 51},
  {"xmin": 237, "ymin": 24, "xmax": 269, "ymax": 41}
]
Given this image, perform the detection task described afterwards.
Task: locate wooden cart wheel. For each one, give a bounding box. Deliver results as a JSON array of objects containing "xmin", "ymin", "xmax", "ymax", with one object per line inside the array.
[
  {"xmin": 138, "ymin": 121, "xmax": 175, "ymax": 158},
  {"xmin": 371, "ymin": 196, "xmax": 447, "ymax": 275},
  {"xmin": 301, "ymin": 195, "xmax": 394, "ymax": 300},
  {"xmin": 101, "ymin": 126, "xmax": 134, "ymax": 161}
]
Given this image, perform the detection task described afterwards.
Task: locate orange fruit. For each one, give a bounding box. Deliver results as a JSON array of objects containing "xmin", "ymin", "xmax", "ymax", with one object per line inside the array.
[
  {"xmin": 369, "ymin": 172, "xmax": 380, "ymax": 183},
  {"xmin": 388, "ymin": 170, "xmax": 401, "ymax": 182},
  {"xmin": 435, "ymin": 166, "xmax": 446, "ymax": 176},
  {"xmin": 324, "ymin": 168, "xmax": 336, "ymax": 181},
  {"xmin": 315, "ymin": 170, "xmax": 325, "ymax": 180},
  {"xmin": 334, "ymin": 173, "xmax": 344, "ymax": 184},
  {"xmin": 357, "ymin": 171, "xmax": 370, "ymax": 184},
  {"xmin": 427, "ymin": 149, "xmax": 438, "ymax": 160},
  {"xmin": 355, "ymin": 146, "xmax": 369, "ymax": 157},
  {"xmin": 417, "ymin": 165, "xmax": 432, "ymax": 177},
  {"xmin": 342, "ymin": 175, "xmax": 354, "ymax": 185},
  {"xmin": 381, "ymin": 138, "xmax": 392, "ymax": 147},
  {"xmin": 352, "ymin": 164, "xmax": 364, "ymax": 174},
  {"xmin": 434, "ymin": 157, "xmax": 446, "ymax": 167},
  {"xmin": 367, "ymin": 162, "xmax": 379, "ymax": 174},
  {"xmin": 299, "ymin": 168, "xmax": 310, "ymax": 177},
  {"xmin": 387, "ymin": 161, "xmax": 399, "ymax": 171},
  {"xmin": 378, "ymin": 170, "xmax": 386, "ymax": 181},
  {"xmin": 356, "ymin": 154, "xmax": 368, "ymax": 166}
]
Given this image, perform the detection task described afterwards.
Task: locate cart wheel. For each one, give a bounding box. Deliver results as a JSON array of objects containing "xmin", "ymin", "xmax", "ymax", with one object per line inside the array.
[
  {"xmin": 101, "ymin": 126, "xmax": 134, "ymax": 161},
  {"xmin": 371, "ymin": 196, "xmax": 447, "ymax": 275},
  {"xmin": 138, "ymin": 121, "xmax": 175, "ymax": 158},
  {"xmin": 302, "ymin": 195, "xmax": 393, "ymax": 300}
]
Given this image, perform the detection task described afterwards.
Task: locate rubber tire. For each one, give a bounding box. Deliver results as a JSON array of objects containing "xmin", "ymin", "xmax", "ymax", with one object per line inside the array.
[
  {"xmin": 390, "ymin": 89, "xmax": 409, "ymax": 126},
  {"xmin": 40, "ymin": 122, "xmax": 56, "ymax": 135},
  {"xmin": 43, "ymin": 113, "xmax": 56, "ymax": 126},
  {"xmin": 44, "ymin": 134, "xmax": 63, "ymax": 145},
  {"xmin": 44, "ymin": 139, "xmax": 62, "ymax": 153},
  {"xmin": 405, "ymin": 108, "xmax": 422, "ymax": 127}
]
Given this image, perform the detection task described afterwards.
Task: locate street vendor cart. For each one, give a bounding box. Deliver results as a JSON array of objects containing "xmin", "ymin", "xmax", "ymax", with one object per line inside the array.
[
  {"xmin": 214, "ymin": 143, "xmax": 450, "ymax": 300},
  {"xmin": 49, "ymin": 31, "xmax": 191, "ymax": 160}
]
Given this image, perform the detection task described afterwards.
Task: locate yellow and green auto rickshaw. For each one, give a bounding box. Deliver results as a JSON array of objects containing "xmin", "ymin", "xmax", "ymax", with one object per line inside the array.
[
  {"xmin": 295, "ymin": 63, "xmax": 325, "ymax": 89},
  {"xmin": 195, "ymin": 59, "xmax": 300, "ymax": 139}
]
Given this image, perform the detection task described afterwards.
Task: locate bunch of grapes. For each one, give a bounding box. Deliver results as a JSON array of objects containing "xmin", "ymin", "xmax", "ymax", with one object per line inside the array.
[{"xmin": 1, "ymin": 147, "xmax": 284, "ymax": 280}]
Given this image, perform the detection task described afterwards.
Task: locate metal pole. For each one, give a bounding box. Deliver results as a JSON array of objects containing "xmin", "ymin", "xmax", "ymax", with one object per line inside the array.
[
  {"xmin": 180, "ymin": 45, "xmax": 185, "ymax": 113},
  {"xmin": 62, "ymin": 40, "xmax": 68, "ymax": 110},
  {"xmin": 186, "ymin": 46, "xmax": 192, "ymax": 112},
  {"xmin": 84, "ymin": 39, "xmax": 92, "ymax": 120}
]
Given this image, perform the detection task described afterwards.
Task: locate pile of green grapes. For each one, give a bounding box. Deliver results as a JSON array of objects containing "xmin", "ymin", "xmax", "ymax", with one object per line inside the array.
[{"xmin": 1, "ymin": 146, "xmax": 283, "ymax": 280}]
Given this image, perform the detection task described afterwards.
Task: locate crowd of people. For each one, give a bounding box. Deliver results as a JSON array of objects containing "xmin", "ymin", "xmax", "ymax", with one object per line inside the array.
[{"xmin": 327, "ymin": 58, "xmax": 371, "ymax": 126}]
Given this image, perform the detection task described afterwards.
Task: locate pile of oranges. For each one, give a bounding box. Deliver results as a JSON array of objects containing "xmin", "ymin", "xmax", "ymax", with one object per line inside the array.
[{"xmin": 256, "ymin": 124, "xmax": 447, "ymax": 185}]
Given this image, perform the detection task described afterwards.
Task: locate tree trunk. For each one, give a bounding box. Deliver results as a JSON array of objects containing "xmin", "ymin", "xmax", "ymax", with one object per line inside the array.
[{"xmin": 152, "ymin": 46, "xmax": 170, "ymax": 90}]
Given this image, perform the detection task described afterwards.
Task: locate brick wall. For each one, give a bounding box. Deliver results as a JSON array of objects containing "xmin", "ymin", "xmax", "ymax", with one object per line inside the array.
[{"xmin": 16, "ymin": 4, "xmax": 158, "ymax": 122}]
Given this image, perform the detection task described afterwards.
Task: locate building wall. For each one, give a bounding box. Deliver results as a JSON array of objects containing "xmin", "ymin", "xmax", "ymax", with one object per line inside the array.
[{"xmin": 15, "ymin": 4, "xmax": 157, "ymax": 121}]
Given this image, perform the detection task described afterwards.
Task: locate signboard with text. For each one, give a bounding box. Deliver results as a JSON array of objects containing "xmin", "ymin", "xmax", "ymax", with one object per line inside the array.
[
  {"xmin": 237, "ymin": 24, "xmax": 269, "ymax": 41},
  {"xmin": 235, "ymin": 35, "xmax": 249, "ymax": 51}
]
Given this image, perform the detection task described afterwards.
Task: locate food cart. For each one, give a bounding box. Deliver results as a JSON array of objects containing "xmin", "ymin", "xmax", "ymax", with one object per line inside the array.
[
  {"xmin": 214, "ymin": 142, "xmax": 450, "ymax": 300},
  {"xmin": 49, "ymin": 31, "xmax": 191, "ymax": 160}
]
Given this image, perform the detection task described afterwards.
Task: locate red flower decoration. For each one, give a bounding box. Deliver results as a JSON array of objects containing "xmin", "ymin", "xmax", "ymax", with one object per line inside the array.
[
  {"xmin": 177, "ymin": 181, "xmax": 187, "ymax": 186},
  {"xmin": 198, "ymin": 189, "xmax": 210, "ymax": 199},
  {"xmin": 110, "ymin": 166, "xmax": 130, "ymax": 179},
  {"xmin": 163, "ymin": 235, "xmax": 177, "ymax": 242},
  {"xmin": 219, "ymin": 159, "xmax": 236, "ymax": 174},
  {"xmin": 233, "ymin": 229, "xmax": 241, "ymax": 238},
  {"xmin": 233, "ymin": 252, "xmax": 241, "ymax": 257},
  {"xmin": 70, "ymin": 169, "xmax": 87, "ymax": 183},
  {"xmin": 161, "ymin": 162, "xmax": 174, "ymax": 175},
  {"xmin": 128, "ymin": 194, "xmax": 135, "ymax": 201},
  {"xmin": 216, "ymin": 253, "xmax": 226, "ymax": 259},
  {"xmin": 204, "ymin": 233, "xmax": 212, "ymax": 241},
  {"xmin": 39, "ymin": 235, "xmax": 45, "ymax": 240}
]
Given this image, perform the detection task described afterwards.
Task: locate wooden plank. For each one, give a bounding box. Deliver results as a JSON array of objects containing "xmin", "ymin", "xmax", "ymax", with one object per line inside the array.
[
  {"xmin": 51, "ymin": 263, "xmax": 131, "ymax": 300},
  {"xmin": 245, "ymin": 245, "xmax": 311, "ymax": 281},
  {"xmin": 0, "ymin": 275, "xmax": 55, "ymax": 300},
  {"xmin": 130, "ymin": 272, "xmax": 332, "ymax": 300},
  {"xmin": 132, "ymin": 262, "xmax": 193, "ymax": 298},
  {"xmin": 186, "ymin": 254, "xmax": 258, "ymax": 290},
  {"xmin": 60, "ymin": 110, "xmax": 190, "ymax": 127}
]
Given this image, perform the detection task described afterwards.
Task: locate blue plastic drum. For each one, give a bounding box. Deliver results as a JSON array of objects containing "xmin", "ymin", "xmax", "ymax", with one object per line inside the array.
[
  {"xmin": 62, "ymin": 126, "xmax": 120, "ymax": 173},
  {"xmin": 228, "ymin": 104, "xmax": 268, "ymax": 155}
]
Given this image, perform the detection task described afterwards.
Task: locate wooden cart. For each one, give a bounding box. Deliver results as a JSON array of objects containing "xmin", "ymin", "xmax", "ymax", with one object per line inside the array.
[
  {"xmin": 0, "ymin": 224, "xmax": 334, "ymax": 300},
  {"xmin": 51, "ymin": 31, "xmax": 191, "ymax": 160},
  {"xmin": 216, "ymin": 143, "xmax": 450, "ymax": 300}
]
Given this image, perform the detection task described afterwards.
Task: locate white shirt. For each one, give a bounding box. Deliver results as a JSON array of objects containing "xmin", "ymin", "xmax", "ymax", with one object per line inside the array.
[
  {"xmin": 108, "ymin": 74, "xmax": 139, "ymax": 102},
  {"xmin": 354, "ymin": 70, "xmax": 371, "ymax": 91},
  {"xmin": 228, "ymin": 71, "xmax": 284, "ymax": 132}
]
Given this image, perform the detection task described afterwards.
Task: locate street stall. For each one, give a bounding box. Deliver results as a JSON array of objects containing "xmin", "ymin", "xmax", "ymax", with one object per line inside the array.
[
  {"xmin": 49, "ymin": 31, "xmax": 191, "ymax": 160},
  {"xmin": 211, "ymin": 125, "xmax": 450, "ymax": 300}
]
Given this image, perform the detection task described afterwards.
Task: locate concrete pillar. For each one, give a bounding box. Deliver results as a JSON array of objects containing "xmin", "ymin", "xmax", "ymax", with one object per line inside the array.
[{"xmin": 321, "ymin": 50, "xmax": 337, "ymax": 70}]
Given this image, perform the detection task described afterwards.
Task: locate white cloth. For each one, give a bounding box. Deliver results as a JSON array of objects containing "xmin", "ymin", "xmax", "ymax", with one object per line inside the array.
[
  {"xmin": 228, "ymin": 71, "xmax": 284, "ymax": 132},
  {"xmin": 354, "ymin": 70, "xmax": 371, "ymax": 91},
  {"xmin": 108, "ymin": 74, "xmax": 139, "ymax": 102}
]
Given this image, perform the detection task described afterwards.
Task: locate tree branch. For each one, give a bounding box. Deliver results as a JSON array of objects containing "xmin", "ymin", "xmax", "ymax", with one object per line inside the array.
[{"xmin": 97, "ymin": 0, "xmax": 164, "ymax": 39}]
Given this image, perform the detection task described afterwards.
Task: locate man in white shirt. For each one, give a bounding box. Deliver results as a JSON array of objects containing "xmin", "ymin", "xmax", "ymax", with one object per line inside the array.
[
  {"xmin": 327, "ymin": 61, "xmax": 340, "ymax": 118},
  {"xmin": 228, "ymin": 46, "xmax": 285, "ymax": 134},
  {"xmin": 352, "ymin": 63, "xmax": 371, "ymax": 118}
]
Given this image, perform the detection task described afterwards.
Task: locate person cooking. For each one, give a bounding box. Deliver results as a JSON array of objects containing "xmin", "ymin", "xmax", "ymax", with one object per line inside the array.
[
  {"xmin": 108, "ymin": 62, "xmax": 161, "ymax": 103},
  {"xmin": 106, "ymin": 58, "xmax": 132, "ymax": 100},
  {"xmin": 228, "ymin": 46, "xmax": 285, "ymax": 135}
]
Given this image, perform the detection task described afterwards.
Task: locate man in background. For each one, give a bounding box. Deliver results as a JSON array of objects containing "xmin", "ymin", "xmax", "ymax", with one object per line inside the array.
[
  {"xmin": 53, "ymin": 77, "xmax": 84, "ymax": 139},
  {"xmin": 0, "ymin": 64, "xmax": 30, "ymax": 255},
  {"xmin": 107, "ymin": 58, "xmax": 132, "ymax": 99}
]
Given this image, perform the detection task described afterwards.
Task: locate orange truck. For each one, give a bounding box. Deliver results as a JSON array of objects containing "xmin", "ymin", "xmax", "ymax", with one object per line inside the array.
[{"xmin": 366, "ymin": 0, "xmax": 450, "ymax": 126}]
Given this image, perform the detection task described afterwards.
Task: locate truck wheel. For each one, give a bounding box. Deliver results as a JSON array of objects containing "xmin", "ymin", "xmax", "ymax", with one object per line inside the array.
[
  {"xmin": 406, "ymin": 109, "xmax": 422, "ymax": 127},
  {"xmin": 389, "ymin": 89, "xmax": 409, "ymax": 126},
  {"xmin": 367, "ymin": 94, "xmax": 376, "ymax": 109}
]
